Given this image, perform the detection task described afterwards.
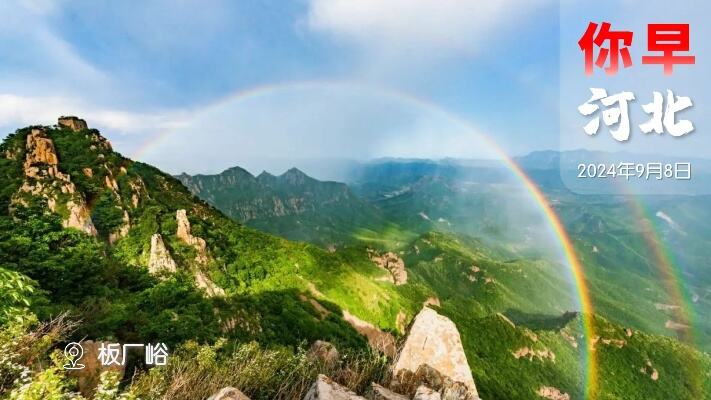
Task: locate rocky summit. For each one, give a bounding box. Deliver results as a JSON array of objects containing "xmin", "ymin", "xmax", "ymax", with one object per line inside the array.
[{"xmin": 392, "ymin": 308, "xmax": 478, "ymax": 399}]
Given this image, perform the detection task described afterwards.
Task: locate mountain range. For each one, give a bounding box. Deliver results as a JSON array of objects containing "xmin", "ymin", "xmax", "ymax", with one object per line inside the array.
[{"xmin": 0, "ymin": 118, "xmax": 709, "ymax": 399}]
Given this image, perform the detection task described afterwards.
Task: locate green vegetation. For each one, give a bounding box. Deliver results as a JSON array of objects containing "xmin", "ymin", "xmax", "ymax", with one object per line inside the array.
[
  {"xmin": 177, "ymin": 167, "xmax": 403, "ymax": 247},
  {"xmin": 1, "ymin": 124, "xmax": 710, "ymax": 399}
]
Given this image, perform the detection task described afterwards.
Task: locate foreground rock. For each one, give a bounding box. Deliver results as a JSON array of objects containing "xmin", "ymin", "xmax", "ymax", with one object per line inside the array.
[
  {"xmin": 391, "ymin": 307, "xmax": 479, "ymax": 399},
  {"xmin": 208, "ymin": 386, "xmax": 251, "ymax": 400},
  {"xmin": 413, "ymin": 386, "xmax": 440, "ymax": 400},
  {"xmin": 368, "ymin": 383, "xmax": 408, "ymax": 400},
  {"xmin": 304, "ymin": 375, "xmax": 366, "ymax": 400}
]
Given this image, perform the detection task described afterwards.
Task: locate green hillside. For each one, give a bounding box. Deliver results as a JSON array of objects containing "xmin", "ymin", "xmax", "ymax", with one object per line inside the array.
[{"xmin": 0, "ymin": 121, "xmax": 709, "ymax": 399}]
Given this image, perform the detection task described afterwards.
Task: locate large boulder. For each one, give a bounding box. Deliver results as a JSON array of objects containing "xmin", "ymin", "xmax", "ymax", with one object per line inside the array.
[
  {"xmin": 391, "ymin": 307, "xmax": 479, "ymax": 399},
  {"xmin": 303, "ymin": 375, "xmax": 366, "ymax": 400},
  {"xmin": 207, "ymin": 386, "xmax": 251, "ymax": 400}
]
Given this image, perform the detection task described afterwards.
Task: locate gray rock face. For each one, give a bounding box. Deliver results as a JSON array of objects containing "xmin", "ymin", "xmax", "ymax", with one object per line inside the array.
[
  {"xmin": 413, "ymin": 386, "xmax": 441, "ymax": 400},
  {"xmin": 368, "ymin": 383, "xmax": 409, "ymax": 400},
  {"xmin": 303, "ymin": 375, "xmax": 366, "ymax": 400},
  {"xmin": 148, "ymin": 233, "xmax": 177, "ymax": 274},
  {"xmin": 392, "ymin": 365, "xmax": 477, "ymax": 400},
  {"xmin": 207, "ymin": 386, "xmax": 251, "ymax": 400},
  {"xmin": 392, "ymin": 308, "xmax": 479, "ymax": 399}
]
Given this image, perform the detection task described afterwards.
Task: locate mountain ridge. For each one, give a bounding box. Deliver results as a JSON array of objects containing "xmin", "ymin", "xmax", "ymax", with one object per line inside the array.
[{"xmin": 1, "ymin": 117, "xmax": 710, "ymax": 399}]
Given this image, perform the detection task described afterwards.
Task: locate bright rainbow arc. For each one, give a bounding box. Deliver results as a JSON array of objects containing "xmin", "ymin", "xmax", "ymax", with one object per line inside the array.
[
  {"xmin": 624, "ymin": 197, "xmax": 697, "ymax": 344},
  {"xmin": 131, "ymin": 80, "xmax": 599, "ymax": 398},
  {"xmin": 610, "ymin": 189, "xmax": 704, "ymax": 395}
]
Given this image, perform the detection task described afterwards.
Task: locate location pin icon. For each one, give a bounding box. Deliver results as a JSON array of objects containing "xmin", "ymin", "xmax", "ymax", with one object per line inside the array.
[{"xmin": 63, "ymin": 342, "xmax": 85, "ymax": 370}]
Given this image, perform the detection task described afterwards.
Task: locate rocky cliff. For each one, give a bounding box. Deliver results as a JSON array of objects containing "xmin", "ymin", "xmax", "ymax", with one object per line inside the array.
[
  {"xmin": 148, "ymin": 233, "xmax": 177, "ymax": 274},
  {"xmin": 13, "ymin": 127, "xmax": 97, "ymax": 236}
]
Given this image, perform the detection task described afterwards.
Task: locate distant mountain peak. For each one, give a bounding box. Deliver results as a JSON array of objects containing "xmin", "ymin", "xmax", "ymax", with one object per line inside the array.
[
  {"xmin": 256, "ymin": 170, "xmax": 276, "ymax": 182},
  {"xmin": 257, "ymin": 170, "xmax": 275, "ymax": 178},
  {"xmin": 221, "ymin": 165, "xmax": 254, "ymax": 178},
  {"xmin": 280, "ymin": 167, "xmax": 310, "ymax": 185}
]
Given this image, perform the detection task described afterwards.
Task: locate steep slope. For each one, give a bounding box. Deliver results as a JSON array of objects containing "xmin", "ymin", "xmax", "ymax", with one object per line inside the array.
[
  {"xmin": 177, "ymin": 167, "xmax": 397, "ymax": 247},
  {"xmin": 0, "ymin": 118, "xmax": 401, "ymax": 352}
]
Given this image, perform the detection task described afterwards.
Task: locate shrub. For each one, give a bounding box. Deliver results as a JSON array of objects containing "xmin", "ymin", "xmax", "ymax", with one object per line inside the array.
[{"xmin": 131, "ymin": 340, "xmax": 389, "ymax": 400}]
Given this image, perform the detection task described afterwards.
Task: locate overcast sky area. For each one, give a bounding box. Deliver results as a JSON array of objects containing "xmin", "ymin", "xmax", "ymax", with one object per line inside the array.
[{"xmin": 0, "ymin": 0, "xmax": 707, "ymax": 176}]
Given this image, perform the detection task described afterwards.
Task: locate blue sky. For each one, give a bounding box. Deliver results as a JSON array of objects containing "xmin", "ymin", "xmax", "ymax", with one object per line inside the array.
[{"xmin": 0, "ymin": 0, "xmax": 706, "ymax": 175}]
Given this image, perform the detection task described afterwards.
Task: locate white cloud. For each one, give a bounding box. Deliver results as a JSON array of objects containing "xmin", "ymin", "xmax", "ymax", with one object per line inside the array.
[
  {"xmin": 0, "ymin": 94, "xmax": 187, "ymax": 142},
  {"xmin": 138, "ymin": 83, "xmax": 502, "ymax": 175},
  {"xmin": 307, "ymin": 0, "xmax": 550, "ymax": 59}
]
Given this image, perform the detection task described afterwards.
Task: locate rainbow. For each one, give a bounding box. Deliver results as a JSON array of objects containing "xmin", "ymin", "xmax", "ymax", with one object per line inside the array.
[
  {"xmin": 610, "ymin": 189, "xmax": 706, "ymax": 395},
  {"xmin": 622, "ymin": 196, "xmax": 697, "ymax": 344},
  {"xmin": 131, "ymin": 80, "xmax": 599, "ymax": 397}
]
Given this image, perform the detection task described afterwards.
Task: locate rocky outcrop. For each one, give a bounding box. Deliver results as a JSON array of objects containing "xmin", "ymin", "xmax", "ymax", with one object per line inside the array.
[
  {"xmin": 207, "ymin": 387, "xmax": 251, "ymax": 400},
  {"xmin": 304, "ymin": 309, "xmax": 477, "ymax": 399},
  {"xmin": 24, "ymin": 128, "xmax": 60, "ymax": 176},
  {"xmin": 391, "ymin": 365, "xmax": 477, "ymax": 400},
  {"xmin": 176, "ymin": 209, "xmax": 209, "ymax": 264},
  {"xmin": 194, "ymin": 268, "xmax": 225, "ymax": 297},
  {"xmin": 391, "ymin": 307, "xmax": 478, "ymax": 399},
  {"xmin": 368, "ymin": 250, "xmax": 407, "ymax": 285},
  {"xmin": 369, "ymin": 383, "xmax": 408, "ymax": 400},
  {"xmin": 16, "ymin": 128, "xmax": 97, "ymax": 236},
  {"xmin": 175, "ymin": 209, "xmax": 224, "ymax": 295},
  {"xmin": 304, "ymin": 375, "xmax": 365, "ymax": 400},
  {"xmin": 128, "ymin": 177, "xmax": 147, "ymax": 208},
  {"xmin": 640, "ymin": 360, "xmax": 659, "ymax": 381},
  {"xmin": 58, "ymin": 116, "xmax": 88, "ymax": 132},
  {"xmin": 64, "ymin": 200, "xmax": 98, "ymax": 235},
  {"xmin": 512, "ymin": 346, "xmax": 556, "ymax": 362},
  {"xmin": 413, "ymin": 386, "xmax": 440, "ymax": 400},
  {"xmin": 148, "ymin": 234, "xmax": 177, "ymax": 274},
  {"xmin": 537, "ymin": 386, "xmax": 570, "ymax": 400},
  {"xmin": 108, "ymin": 210, "xmax": 131, "ymax": 244}
]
